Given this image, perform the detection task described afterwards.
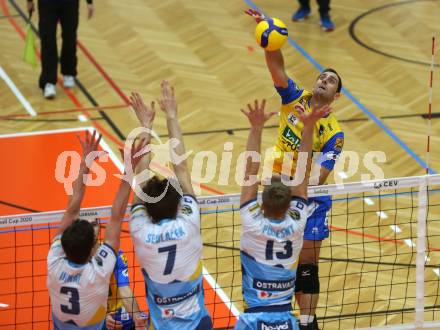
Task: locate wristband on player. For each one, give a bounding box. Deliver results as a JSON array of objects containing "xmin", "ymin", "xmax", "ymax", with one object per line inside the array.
[{"xmin": 136, "ymin": 311, "xmax": 148, "ymax": 319}]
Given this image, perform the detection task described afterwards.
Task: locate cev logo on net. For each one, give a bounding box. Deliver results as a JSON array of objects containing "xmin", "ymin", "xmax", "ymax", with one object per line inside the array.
[{"xmin": 54, "ymin": 127, "xmax": 387, "ymax": 203}]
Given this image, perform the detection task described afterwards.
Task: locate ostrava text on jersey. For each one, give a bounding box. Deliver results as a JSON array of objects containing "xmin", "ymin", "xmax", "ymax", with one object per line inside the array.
[
  {"xmin": 239, "ymin": 197, "xmax": 307, "ymax": 311},
  {"xmin": 47, "ymin": 236, "xmax": 117, "ymax": 329},
  {"xmin": 130, "ymin": 195, "xmax": 212, "ymax": 330}
]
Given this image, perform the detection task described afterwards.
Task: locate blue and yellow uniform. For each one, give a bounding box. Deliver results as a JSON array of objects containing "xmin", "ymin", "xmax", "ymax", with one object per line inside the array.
[
  {"xmin": 270, "ymin": 78, "xmax": 344, "ymax": 240},
  {"xmin": 105, "ymin": 251, "xmax": 135, "ymax": 330}
]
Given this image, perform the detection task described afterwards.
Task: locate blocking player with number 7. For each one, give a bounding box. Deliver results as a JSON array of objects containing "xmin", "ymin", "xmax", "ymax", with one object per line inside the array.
[{"xmin": 128, "ymin": 82, "xmax": 213, "ymax": 330}]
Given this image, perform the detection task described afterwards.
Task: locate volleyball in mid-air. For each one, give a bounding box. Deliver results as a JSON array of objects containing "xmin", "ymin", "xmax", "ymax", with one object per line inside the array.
[{"xmin": 255, "ymin": 18, "xmax": 288, "ymax": 51}]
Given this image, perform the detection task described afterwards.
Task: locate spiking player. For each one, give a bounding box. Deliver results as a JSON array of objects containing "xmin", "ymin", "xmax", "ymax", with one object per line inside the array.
[
  {"xmin": 129, "ymin": 81, "xmax": 212, "ymax": 330},
  {"xmin": 235, "ymin": 99, "xmax": 330, "ymax": 330},
  {"xmin": 80, "ymin": 219, "xmax": 147, "ymax": 330},
  {"xmin": 104, "ymin": 245, "xmax": 146, "ymax": 330},
  {"xmin": 246, "ymin": 9, "xmax": 344, "ymax": 330},
  {"xmin": 47, "ymin": 131, "xmax": 146, "ymax": 330}
]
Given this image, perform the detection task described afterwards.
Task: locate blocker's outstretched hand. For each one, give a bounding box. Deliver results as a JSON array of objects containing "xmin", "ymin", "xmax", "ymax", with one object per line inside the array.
[
  {"xmin": 76, "ymin": 130, "xmax": 104, "ymax": 165},
  {"xmin": 130, "ymin": 92, "xmax": 156, "ymax": 128},
  {"xmin": 297, "ymin": 104, "xmax": 332, "ymax": 126},
  {"xmin": 157, "ymin": 80, "xmax": 178, "ymax": 119},
  {"xmin": 240, "ymin": 99, "xmax": 277, "ymax": 129}
]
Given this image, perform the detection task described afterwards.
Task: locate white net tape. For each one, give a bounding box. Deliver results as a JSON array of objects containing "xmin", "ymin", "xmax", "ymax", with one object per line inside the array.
[{"xmin": 2, "ymin": 174, "xmax": 439, "ymax": 228}]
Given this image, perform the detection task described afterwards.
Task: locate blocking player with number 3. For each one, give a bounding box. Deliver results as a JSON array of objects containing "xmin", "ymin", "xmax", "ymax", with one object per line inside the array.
[
  {"xmin": 235, "ymin": 100, "xmax": 331, "ymax": 330},
  {"xmin": 129, "ymin": 81, "xmax": 212, "ymax": 330},
  {"xmin": 46, "ymin": 131, "xmax": 147, "ymax": 330}
]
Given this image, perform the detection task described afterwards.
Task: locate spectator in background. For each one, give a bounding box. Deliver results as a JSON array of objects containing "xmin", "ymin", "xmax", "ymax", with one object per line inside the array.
[
  {"xmin": 292, "ymin": 0, "xmax": 335, "ymax": 32},
  {"xmin": 26, "ymin": 0, "xmax": 94, "ymax": 99}
]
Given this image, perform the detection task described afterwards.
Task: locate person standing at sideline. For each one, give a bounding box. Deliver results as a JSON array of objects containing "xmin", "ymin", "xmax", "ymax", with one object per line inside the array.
[
  {"xmin": 26, "ymin": 0, "xmax": 94, "ymax": 99},
  {"xmin": 291, "ymin": 0, "xmax": 335, "ymax": 32}
]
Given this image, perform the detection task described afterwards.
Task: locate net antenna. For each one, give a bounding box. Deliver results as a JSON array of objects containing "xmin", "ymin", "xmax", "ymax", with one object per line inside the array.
[
  {"xmin": 414, "ymin": 36, "xmax": 436, "ymax": 330},
  {"xmin": 426, "ymin": 37, "xmax": 435, "ymax": 175}
]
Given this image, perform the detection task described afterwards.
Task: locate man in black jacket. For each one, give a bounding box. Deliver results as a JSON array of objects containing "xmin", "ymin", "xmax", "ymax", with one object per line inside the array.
[{"xmin": 27, "ymin": 0, "xmax": 94, "ymax": 99}]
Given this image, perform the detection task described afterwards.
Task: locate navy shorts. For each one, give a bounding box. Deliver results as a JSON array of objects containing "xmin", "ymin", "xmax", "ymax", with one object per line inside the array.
[
  {"xmin": 103, "ymin": 308, "xmax": 135, "ymax": 330},
  {"xmin": 304, "ymin": 197, "xmax": 332, "ymax": 241}
]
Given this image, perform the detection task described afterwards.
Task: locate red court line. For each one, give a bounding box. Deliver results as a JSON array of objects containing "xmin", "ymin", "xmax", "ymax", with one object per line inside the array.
[
  {"xmin": 77, "ymin": 41, "xmax": 130, "ymax": 104},
  {"xmin": 331, "ymin": 225, "xmax": 405, "ymax": 245},
  {"xmin": 0, "ymin": 104, "xmax": 128, "ymax": 119},
  {"xmin": 331, "ymin": 225, "xmax": 439, "ymax": 253}
]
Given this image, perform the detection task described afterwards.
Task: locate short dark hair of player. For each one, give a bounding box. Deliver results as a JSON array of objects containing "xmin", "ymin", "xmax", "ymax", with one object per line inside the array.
[
  {"xmin": 142, "ymin": 176, "xmax": 181, "ymax": 223},
  {"xmin": 262, "ymin": 178, "xmax": 291, "ymax": 216},
  {"xmin": 321, "ymin": 68, "xmax": 342, "ymax": 93},
  {"xmin": 61, "ymin": 219, "xmax": 96, "ymax": 264}
]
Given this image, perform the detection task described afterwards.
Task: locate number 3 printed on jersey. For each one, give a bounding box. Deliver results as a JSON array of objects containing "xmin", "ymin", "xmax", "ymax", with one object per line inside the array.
[
  {"xmin": 60, "ymin": 286, "xmax": 80, "ymax": 315},
  {"xmin": 265, "ymin": 240, "xmax": 293, "ymax": 260}
]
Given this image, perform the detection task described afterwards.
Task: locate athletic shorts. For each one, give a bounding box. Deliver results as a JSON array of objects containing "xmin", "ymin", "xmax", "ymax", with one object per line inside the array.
[
  {"xmin": 304, "ymin": 196, "xmax": 331, "ymax": 241},
  {"xmin": 103, "ymin": 308, "xmax": 135, "ymax": 330},
  {"xmin": 234, "ymin": 311, "xmax": 299, "ymax": 330}
]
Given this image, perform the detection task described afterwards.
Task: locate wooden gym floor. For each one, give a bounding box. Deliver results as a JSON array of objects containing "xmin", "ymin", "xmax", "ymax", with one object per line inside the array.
[{"xmin": 0, "ymin": 0, "xmax": 439, "ymax": 329}]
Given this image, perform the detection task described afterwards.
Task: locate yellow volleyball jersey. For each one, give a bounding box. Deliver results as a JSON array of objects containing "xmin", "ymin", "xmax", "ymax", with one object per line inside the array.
[
  {"xmin": 107, "ymin": 250, "xmax": 130, "ymax": 313},
  {"xmin": 271, "ymin": 78, "xmax": 344, "ymax": 177}
]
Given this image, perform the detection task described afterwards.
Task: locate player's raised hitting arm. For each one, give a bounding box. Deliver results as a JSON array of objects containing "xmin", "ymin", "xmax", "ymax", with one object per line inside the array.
[
  {"xmin": 245, "ymin": 9, "xmax": 289, "ymax": 88},
  {"xmin": 240, "ymin": 99, "xmax": 277, "ymax": 206},
  {"xmin": 106, "ymin": 285, "xmax": 147, "ymax": 330},
  {"xmin": 118, "ymin": 286, "xmax": 147, "ymax": 328},
  {"xmin": 291, "ymin": 105, "xmax": 332, "ymax": 200},
  {"xmin": 56, "ymin": 131, "xmax": 102, "ymax": 236},
  {"xmin": 129, "ymin": 92, "xmax": 156, "ymax": 205},
  {"xmin": 158, "ymin": 80, "xmax": 194, "ymax": 195},
  {"xmin": 104, "ymin": 139, "xmax": 148, "ymax": 253}
]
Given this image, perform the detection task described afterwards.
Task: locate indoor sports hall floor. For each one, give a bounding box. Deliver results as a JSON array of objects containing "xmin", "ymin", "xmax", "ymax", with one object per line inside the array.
[{"xmin": 1, "ymin": 0, "xmax": 439, "ymax": 329}]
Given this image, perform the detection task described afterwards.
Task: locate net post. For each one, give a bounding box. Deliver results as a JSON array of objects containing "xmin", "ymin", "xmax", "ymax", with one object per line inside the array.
[{"xmin": 415, "ymin": 175, "xmax": 428, "ymax": 329}]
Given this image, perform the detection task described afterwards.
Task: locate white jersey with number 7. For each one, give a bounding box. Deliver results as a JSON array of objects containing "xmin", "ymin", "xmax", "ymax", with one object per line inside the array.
[{"xmin": 130, "ymin": 194, "xmax": 211, "ymax": 330}]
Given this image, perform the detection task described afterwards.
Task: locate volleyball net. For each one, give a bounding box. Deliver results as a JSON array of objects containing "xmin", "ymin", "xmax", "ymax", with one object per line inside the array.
[{"xmin": 0, "ymin": 174, "xmax": 439, "ymax": 330}]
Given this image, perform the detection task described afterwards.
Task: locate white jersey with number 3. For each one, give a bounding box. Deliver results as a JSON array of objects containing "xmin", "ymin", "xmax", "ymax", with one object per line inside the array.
[{"xmin": 47, "ymin": 236, "xmax": 116, "ymax": 329}]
